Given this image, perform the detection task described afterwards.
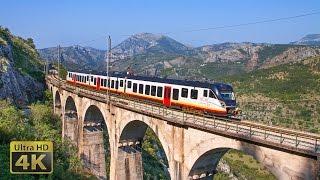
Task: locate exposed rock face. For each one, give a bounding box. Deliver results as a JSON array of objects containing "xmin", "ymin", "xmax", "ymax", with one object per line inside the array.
[
  {"xmin": 198, "ymin": 43, "xmax": 258, "ymax": 63},
  {"xmin": 216, "ymin": 159, "xmax": 239, "ymax": 180},
  {"xmin": 260, "ymin": 46, "xmax": 320, "ymax": 69},
  {"xmin": 0, "ymin": 31, "xmax": 44, "ymax": 106}
]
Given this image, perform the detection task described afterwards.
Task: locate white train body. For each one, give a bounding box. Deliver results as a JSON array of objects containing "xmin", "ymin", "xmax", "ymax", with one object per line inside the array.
[{"xmin": 66, "ymin": 71, "xmax": 237, "ymax": 116}]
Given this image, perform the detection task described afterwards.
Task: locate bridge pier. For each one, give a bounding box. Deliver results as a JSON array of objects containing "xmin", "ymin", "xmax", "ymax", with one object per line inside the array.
[
  {"xmin": 64, "ymin": 111, "xmax": 78, "ymax": 145},
  {"xmin": 81, "ymin": 127, "xmax": 107, "ymax": 179},
  {"xmin": 54, "ymin": 104, "xmax": 62, "ymax": 117},
  {"xmin": 116, "ymin": 142, "xmax": 143, "ymax": 180}
]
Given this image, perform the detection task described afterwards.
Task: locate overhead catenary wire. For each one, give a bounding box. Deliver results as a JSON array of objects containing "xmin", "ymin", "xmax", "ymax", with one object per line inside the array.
[{"xmin": 54, "ymin": 10, "xmax": 320, "ymax": 48}]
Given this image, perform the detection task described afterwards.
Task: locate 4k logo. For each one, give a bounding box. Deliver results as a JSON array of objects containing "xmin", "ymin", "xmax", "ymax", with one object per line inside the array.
[{"xmin": 10, "ymin": 141, "xmax": 53, "ymax": 174}]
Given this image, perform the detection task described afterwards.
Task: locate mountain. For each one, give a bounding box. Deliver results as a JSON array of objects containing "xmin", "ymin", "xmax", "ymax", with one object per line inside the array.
[
  {"xmin": 38, "ymin": 33, "xmax": 320, "ymax": 79},
  {"xmin": 0, "ymin": 27, "xmax": 44, "ymax": 106},
  {"xmin": 110, "ymin": 42, "xmax": 320, "ymax": 79},
  {"xmin": 38, "ymin": 45, "xmax": 106, "ymax": 71},
  {"xmin": 112, "ymin": 33, "xmax": 193, "ymax": 60},
  {"xmin": 291, "ymin": 34, "xmax": 320, "ymax": 45}
]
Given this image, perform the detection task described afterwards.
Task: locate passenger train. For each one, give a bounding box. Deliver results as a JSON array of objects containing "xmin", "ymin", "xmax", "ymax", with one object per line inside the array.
[{"xmin": 66, "ymin": 71, "xmax": 238, "ymax": 117}]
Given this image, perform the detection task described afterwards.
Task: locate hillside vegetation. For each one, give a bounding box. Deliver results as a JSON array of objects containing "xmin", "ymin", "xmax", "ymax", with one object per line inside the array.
[
  {"xmin": 0, "ymin": 93, "xmax": 95, "ymax": 179},
  {"xmin": 222, "ymin": 56, "xmax": 320, "ymax": 133}
]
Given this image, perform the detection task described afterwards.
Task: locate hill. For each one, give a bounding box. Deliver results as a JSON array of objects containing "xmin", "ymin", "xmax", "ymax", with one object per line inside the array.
[
  {"xmin": 0, "ymin": 27, "xmax": 44, "ymax": 105},
  {"xmin": 222, "ymin": 56, "xmax": 320, "ymax": 133}
]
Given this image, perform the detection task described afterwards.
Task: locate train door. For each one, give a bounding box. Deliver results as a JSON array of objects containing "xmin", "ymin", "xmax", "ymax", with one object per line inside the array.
[
  {"xmin": 163, "ymin": 86, "xmax": 171, "ymax": 106},
  {"xmin": 72, "ymin": 74, "xmax": 76, "ymax": 85},
  {"xmin": 97, "ymin": 77, "xmax": 100, "ymax": 90}
]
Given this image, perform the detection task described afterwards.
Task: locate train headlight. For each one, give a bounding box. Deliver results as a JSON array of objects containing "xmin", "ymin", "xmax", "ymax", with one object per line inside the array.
[{"xmin": 220, "ymin": 101, "xmax": 226, "ymax": 108}]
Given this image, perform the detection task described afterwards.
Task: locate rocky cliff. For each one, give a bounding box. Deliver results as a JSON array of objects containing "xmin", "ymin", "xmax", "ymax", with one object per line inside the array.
[{"xmin": 0, "ymin": 27, "xmax": 44, "ymax": 106}]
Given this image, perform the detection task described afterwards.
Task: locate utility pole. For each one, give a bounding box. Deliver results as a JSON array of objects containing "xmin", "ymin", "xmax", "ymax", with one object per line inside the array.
[
  {"xmin": 107, "ymin": 36, "xmax": 111, "ymax": 108},
  {"xmin": 57, "ymin": 45, "xmax": 60, "ymax": 78}
]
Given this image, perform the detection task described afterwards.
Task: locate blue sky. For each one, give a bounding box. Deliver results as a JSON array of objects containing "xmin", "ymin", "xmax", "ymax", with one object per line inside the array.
[{"xmin": 1, "ymin": 0, "xmax": 319, "ymax": 49}]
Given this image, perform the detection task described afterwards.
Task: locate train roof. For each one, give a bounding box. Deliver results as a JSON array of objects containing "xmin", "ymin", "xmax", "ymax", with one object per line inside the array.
[{"xmin": 69, "ymin": 70, "xmax": 233, "ymax": 89}]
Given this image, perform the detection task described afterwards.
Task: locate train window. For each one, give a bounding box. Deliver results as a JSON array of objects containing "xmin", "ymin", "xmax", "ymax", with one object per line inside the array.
[
  {"xmin": 91, "ymin": 76, "xmax": 93, "ymax": 82},
  {"xmin": 139, "ymin": 84, "xmax": 144, "ymax": 94},
  {"xmin": 101, "ymin": 78, "xmax": 103, "ymax": 86},
  {"xmin": 133, "ymin": 83, "xmax": 137, "ymax": 93},
  {"xmin": 107, "ymin": 79, "xmax": 110, "ymax": 87},
  {"xmin": 94, "ymin": 78, "xmax": 96, "ymax": 85},
  {"xmin": 173, "ymin": 89, "xmax": 179, "ymax": 100},
  {"xmin": 104, "ymin": 79, "xmax": 107, "ymax": 87},
  {"xmin": 181, "ymin": 88, "xmax": 188, "ymax": 98},
  {"xmin": 111, "ymin": 80, "xmax": 115, "ymax": 88},
  {"xmin": 157, "ymin": 87, "xmax": 163, "ymax": 97},
  {"xmin": 128, "ymin": 81, "xmax": 132, "ymax": 88},
  {"xmin": 145, "ymin": 85, "xmax": 150, "ymax": 95},
  {"xmin": 87, "ymin": 76, "xmax": 89, "ymax": 81},
  {"xmin": 120, "ymin": 80, "xmax": 123, "ymax": 87},
  {"xmin": 203, "ymin": 90, "xmax": 208, "ymax": 97},
  {"xmin": 151, "ymin": 86, "xmax": 156, "ymax": 96},
  {"xmin": 116, "ymin": 81, "xmax": 119, "ymax": 89},
  {"xmin": 209, "ymin": 91, "xmax": 216, "ymax": 99},
  {"xmin": 191, "ymin": 89, "xmax": 198, "ymax": 99}
]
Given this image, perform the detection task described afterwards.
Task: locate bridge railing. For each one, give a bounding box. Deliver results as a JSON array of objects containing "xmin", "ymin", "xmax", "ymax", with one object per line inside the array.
[{"xmin": 47, "ymin": 76, "xmax": 320, "ymax": 156}]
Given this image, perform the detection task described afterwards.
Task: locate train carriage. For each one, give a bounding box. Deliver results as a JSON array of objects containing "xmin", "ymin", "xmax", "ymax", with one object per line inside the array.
[{"xmin": 66, "ymin": 71, "xmax": 237, "ymax": 117}]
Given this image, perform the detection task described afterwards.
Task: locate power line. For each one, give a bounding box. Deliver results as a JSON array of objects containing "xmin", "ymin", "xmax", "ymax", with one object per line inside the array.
[
  {"xmin": 54, "ymin": 10, "xmax": 320, "ymax": 47},
  {"xmin": 163, "ymin": 10, "xmax": 320, "ymax": 34}
]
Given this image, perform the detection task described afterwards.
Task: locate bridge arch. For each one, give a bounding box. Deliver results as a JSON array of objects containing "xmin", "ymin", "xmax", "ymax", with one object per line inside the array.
[
  {"xmin": 64, "ymin": 96, "xmax": 78, "ymax": 143},
  {"xmin": 81, "ymin": 104, "xmax": 110, "ymax": 179},
  {"xmin": 185, "ymin": 129, "xmax": 313, "ymax": 180},
  {"xmin": 118, "ymin": 120, "xmax": 170, "ymax": 179}
]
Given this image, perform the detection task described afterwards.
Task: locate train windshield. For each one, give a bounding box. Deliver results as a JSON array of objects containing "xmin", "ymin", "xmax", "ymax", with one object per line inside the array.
[{"xmin": 220, "ymin": 91, "xmax": 235, "ymax": 100}]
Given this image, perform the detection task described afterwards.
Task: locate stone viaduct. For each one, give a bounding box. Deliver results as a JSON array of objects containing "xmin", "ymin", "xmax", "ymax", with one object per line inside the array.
[{"xmin": 47, "ymin": 77, "xmax": 320, "ymax": 180}]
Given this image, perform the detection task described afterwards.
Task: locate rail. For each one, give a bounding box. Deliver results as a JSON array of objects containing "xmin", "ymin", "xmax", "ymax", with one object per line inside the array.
[{"xmin": 47, "ymin": 75, "xmax": 320, "ymax": 157}]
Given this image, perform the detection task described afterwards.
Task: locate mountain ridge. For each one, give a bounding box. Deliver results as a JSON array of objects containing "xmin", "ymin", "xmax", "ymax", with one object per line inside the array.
[
  {"xmin": 291, "ymin": 33, "xmax": 320, "ymax": 45},
  {"xmin": 38, "ymin": 33, "xmax": 320, "ymax": 79}
]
